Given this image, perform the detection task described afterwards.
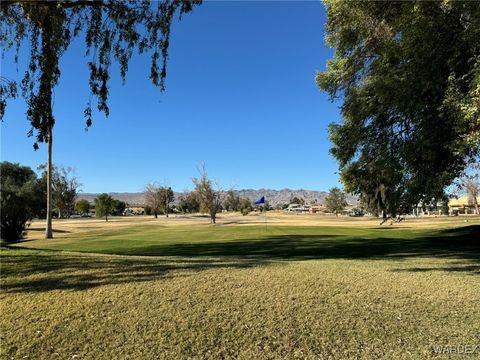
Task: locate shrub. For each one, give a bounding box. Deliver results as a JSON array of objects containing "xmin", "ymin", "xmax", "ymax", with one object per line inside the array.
[
  {"xmin": 1, "ymin": 162, "xmax": 43, "ymax": 243},
  {"xmin": 239, "ymin": 198, "xmax": 253, "ymax": 216}
]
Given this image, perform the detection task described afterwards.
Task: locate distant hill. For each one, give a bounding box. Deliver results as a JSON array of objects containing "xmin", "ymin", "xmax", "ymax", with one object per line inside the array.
[{"xmin": 78, "ymin": 189, "xmax": 358, "ymax": 207}]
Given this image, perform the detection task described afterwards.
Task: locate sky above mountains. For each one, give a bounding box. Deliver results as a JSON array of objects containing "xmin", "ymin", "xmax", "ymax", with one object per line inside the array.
[{"xmin": 2, "ymin": 1, "xmax": 343, "ymax": 193}]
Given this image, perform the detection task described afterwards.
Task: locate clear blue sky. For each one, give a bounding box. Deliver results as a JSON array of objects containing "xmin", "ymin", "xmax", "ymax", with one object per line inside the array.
[{"xmin": 1, "ymin": 1, "xmax": 342, "ymax": 193}]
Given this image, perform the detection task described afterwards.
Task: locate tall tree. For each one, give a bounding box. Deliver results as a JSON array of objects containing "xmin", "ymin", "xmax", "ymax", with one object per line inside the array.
[
  {"xmin": 112, "ymin": 199, "xmax": 127, "ymax": 216},
  {"xmin": 324, "ymin": 187, "xmax": 348, "ymax": 216},
  {"xmin": 458, "ymin": 163, "xmax": 480, "ymax": 214},
  {"xmin": 40, "ymin": 165, "xmax": 80, "ymax": 219},
  {"xmin": 193, "ymin": 165, "xmax": 222, "ymax": 224},
  {"xmin": 158, "ymin": 186, "xmax": 174, "ymax": 218},
  {"xmin": 224, "ymin": 190, "xmax": 241, "ymax": 212},
  {"xmin": 0, "ymin": 0, "xmax": 200, "ymax": 238},
  {"xmin": 465, "ymin": 176, "xmax": 480, "ymax": 214},
  {"xmin": 94, "ymin": 193, "xmax": 114, "ymax": 222},
  {"xmin": 317, "ymin": 1, "xmax": 480, "ymax": 217},
  {"xmin": 145, "ymin": 183, "xmax": 162, "ymax": 218}
]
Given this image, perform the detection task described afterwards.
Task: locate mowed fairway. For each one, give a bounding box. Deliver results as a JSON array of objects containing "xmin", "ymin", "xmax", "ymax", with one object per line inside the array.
[{"xmin": 1, "ymin": 214, "xmax": 479, "ymax": 359}]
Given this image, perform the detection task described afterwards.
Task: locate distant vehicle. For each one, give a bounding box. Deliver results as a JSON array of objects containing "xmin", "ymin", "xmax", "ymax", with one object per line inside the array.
[
  {"xmin": 70, "ymin": 214, "xmax": 81, "ymax": 219},
  {"xmin": 285, "ymin": 204, "xmax": 305, "ymax": 212},
  {"xmin": 81, "ymin": 213, "xmax": 92, "ymax": 218}
]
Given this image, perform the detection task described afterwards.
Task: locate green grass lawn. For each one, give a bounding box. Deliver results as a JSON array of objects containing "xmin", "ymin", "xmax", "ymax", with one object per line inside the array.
[{"xmin": 1, "ymin": 222, "xmax": 479, "ymax": 359}]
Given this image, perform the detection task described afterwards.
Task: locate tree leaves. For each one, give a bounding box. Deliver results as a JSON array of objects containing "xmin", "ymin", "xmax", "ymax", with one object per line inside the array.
[
  {"xmin": 0, "ymin": 0, "xmax": 201, "ymax": 142},
  {"xmin": 318, "ymin": 0, "xmax": 480, "ymax": 215}
]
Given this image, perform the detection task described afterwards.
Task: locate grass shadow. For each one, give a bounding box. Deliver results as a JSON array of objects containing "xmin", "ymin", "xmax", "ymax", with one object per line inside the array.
[
  {"xmin": 2, "ymin": 226, "xmax": 478, "ymax": 294},
  {"xmin": 0, "ymin": 249, "xmax": 276, "ymax": 294}
]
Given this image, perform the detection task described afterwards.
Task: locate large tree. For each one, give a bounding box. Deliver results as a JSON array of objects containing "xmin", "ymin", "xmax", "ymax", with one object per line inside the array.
[
  {"xmin": 224, "ymin": 190, "xmax": 241, "ymax": 212},
  {"xmin": 158, "ymin": 186, "xmax": 174, "ymax": 218},
  {"xmin": 458, "ymin": 162, "xmax": 480, "ymax": 214},
  {"xmin": 39, "ymin": 165, "xmax": 80, "ymax": 219},
  {"xmin": 317, "ymin": 1, "xmax": 480, "ymax": 217},
  {"xmin": 144, "ymin": 183, "xmax": 165, "ymax": 218},
  {"xmin": 193, "ymin": 165, "xmax": 222, "ymax": 224},
  {"xmin": 94, "ymin": 193, "xmax": 114, "ymax": 222},
  {"xmin": 0, "ymin": 0, "xmax": 200, "ymax": 238},
  {"xmin": 324, "ymin": 187, "xmax": 348, "ymax": 216}
]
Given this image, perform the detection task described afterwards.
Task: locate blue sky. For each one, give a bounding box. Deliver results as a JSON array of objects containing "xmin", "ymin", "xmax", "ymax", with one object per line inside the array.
[{"xmin": 1, "ymin": 1, "xmax": 342, "ymax": 193}]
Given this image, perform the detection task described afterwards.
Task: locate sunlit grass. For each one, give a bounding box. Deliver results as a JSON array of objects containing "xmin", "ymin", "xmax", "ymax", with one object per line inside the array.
[{"xmin": 1, "ymin": 215, "xmax": 479, "ymax": 359}]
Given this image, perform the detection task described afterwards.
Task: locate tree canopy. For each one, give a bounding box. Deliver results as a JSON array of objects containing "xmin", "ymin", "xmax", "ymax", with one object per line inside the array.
[
  {"xmin": 193, "ymin": 165, "xmax": 222, "ymax": 224},
  {"xmin": 317, "ymin": 0, "xmax": 480, "ymax": 216},
  {"xmin": 0, "ymin": 0, "xmax": 200, "ymax": 238},
  {"xmin": 94, "ymin": 193, "xmax": 114, "ymax": 221},
  {"xmin": 144, "ymin": 183, "xmax": 173, "ymax": 218},
  {"xmin": 0, "ymin": 0, "xmax": 201, "ymax": 137},
  {"xmin": 324, "ymin": 187, "xmax": 348, "ymax": 216},
  {"xmin": 75, "ymin": 199, "xmax": 90, "ymax": 215}
]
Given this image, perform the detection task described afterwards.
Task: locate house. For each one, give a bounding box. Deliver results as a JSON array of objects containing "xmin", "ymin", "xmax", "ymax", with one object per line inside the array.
[{"xmin": 448, "ymin": 196, "xmax": 480, "ymax": 215}]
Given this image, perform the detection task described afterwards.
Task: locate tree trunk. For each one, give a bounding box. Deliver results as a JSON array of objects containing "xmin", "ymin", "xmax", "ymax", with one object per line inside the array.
[
  {"xmin": 154, "ymin": 212, "xmax": 158, "ymax": 219},
  {"xmin": 165, "ymin": 199, "xmax": 169, "ymax": 218},
  {"xmin": 105, "ymin": 214, "xmax": 108, "ymax": 222},
  {"xmin": 45, "ymin": 125, "xmax": 53, "ymax": 239}
]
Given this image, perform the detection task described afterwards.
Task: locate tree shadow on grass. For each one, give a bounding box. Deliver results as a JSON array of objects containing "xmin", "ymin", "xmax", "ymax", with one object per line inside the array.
[
  {"xmin": 102, "ymin": 225, "xmax": 480, "ymax": 260},
  {"xmin": 1, "ymin": 250, "xmax": 277, "ymax": 294},
  {"xmin": 93, "ymin": 225, "xmax": 479, "ymax": 275},
  {"xmin": 2, "ymin": 226, "xmax": 479, "ymax": 293}
]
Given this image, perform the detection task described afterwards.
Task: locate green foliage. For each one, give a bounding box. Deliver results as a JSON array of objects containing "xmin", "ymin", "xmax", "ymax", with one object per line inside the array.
[
  {"xmin": 177, "ymin": 192, "xmax": 200, "ymax": 214},
  {"xmin": 75, "ymin": 199, "xmax": 90, "ymax": 215},
  {"xmin": 39, "ymin": 165, "xmax": 79, "ymax": 218},
  {"xmin": 193, "ymin": 165, "xmax": 222, "ymax": 224},
  {"xmin": 94, "ymin": 193, "xmax": 114, "ymax": 221},
  {"xmin": 158, "ymin": 187, "xmax": 174, "ymax": 216},
  {"xmin": 289, "ymin": 197, "xmax": 305, "ymax": 205},
  {"xmin": 317, "ymin": 0, "xmax": 480, "ymax": 216},
  {"xmin": 144, "ymin": 184, "xmax": 174, "ymax": 218},
  {"xmin": 239, "ymin": 198, "xmax": 253, "ymax": 216},
  {"xmin": 224, "ymin": 190, "xmax": 241, "ymax": 211},
  {"xmin": 0, "ymin": 162, "xmax": 43, "ymax": 242},
  {"xmin": 324, "ymin": 187, "xmax": 348, "ymax": 215},
  {"xmin": 257, "ymin": 201, "xmax": 272, "ymax": 212},
  {"xmin": 112, "ymin": 199, "xmax": 127, "ymax": 216},
  {"xmin": 144, "ymin": 206, "xmax": 152, "ymax": 216},
  {"xmin": 0, "ymin": 1, "xmax": 201, "ymax": 141}
]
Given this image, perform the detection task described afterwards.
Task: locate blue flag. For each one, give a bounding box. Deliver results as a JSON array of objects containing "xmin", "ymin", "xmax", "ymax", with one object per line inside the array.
[{"xmin": 255, "ymin": 196, "xmax": 265, "ymax": 205}]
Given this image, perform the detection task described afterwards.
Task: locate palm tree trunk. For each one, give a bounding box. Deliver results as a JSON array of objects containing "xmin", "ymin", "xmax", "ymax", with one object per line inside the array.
[{"xmin": 45, "ymin": 125, "xmax": 53, "ymax": 239}]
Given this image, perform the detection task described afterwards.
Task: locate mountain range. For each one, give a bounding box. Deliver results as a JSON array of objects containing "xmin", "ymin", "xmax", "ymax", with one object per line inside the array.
[{"xmin": 78, "ymin": 189, "xmax": 359, "ymax": 207}]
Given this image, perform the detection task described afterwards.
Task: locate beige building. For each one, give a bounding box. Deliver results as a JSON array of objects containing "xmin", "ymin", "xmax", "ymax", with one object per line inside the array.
[{"xmin": 448, "ymin": 196, "xmax": 480, "ymax": 214}]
